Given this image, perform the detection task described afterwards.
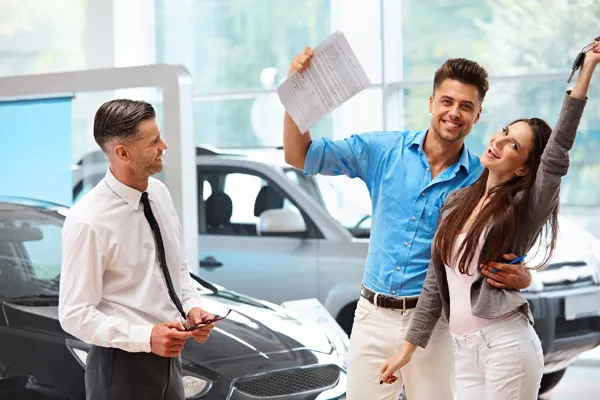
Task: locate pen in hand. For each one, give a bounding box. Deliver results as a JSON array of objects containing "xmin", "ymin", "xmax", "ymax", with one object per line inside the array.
[{"xmin": 492, "ymin": 254, "xmax": 527, "ymax": 273}]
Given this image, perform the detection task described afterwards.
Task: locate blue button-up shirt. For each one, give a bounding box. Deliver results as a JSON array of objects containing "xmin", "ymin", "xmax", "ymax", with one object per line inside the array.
[{"xmin": 304, "ymin": 130, "xmax": 483, "ymax": 296}]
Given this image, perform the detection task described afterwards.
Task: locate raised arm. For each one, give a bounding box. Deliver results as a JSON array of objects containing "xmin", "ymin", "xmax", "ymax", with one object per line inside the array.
[
  {"xmin": 282, "ymin": 46, "xmax": 377, "ymax": 181},
  {"xmin": 283, "ymin": 47, "xmax": 314, "ymax": 169},
  {"xmin": 528, "ymin": 40, "xmax": 599, "ymax": 225}
]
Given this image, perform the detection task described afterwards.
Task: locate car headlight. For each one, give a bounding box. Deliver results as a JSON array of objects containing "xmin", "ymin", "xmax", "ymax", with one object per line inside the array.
[
  {"xmin": 589, "ymin": 249, "xmax": 600, "ymax": 282},
  {"xmin": 182, "ymin": 375, "xmax": 212, "ymax": 398},
  {"xmin": 324, "ymin": 329, "xmax": 348, "ymax": 370}
]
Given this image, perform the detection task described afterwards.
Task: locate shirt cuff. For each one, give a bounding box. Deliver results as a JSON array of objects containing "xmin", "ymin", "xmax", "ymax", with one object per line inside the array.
[
  {"xmin": 183, "ymin": 298, "xmax": 205, "ymax": 316},
  {"xmin": 303, "ymin": 139, "xmax": 323, "ymax": 176},
  {"xmin": 128, "ymin": 324, "xmax": 153, "ymax": 353}
]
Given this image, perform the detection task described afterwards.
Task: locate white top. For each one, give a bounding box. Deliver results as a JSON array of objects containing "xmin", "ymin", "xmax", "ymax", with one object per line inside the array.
[
  {"xmin": 446, "ymin": 233, "xmax": 511, "ymax": 335},
  {"xmin": 58, "ymin": 169, "xmax": 204, "ymax": 353}
]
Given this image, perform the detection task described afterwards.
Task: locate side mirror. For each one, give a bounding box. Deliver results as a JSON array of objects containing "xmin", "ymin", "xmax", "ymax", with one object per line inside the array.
[{"xmin": 257, "ymin": 209, "xmax": 307, "ymax": 237}]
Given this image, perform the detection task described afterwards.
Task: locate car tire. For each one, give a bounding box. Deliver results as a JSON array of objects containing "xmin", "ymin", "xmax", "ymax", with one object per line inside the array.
[
  {"xmin": 337, "ymin": 301, "xmax": 358, "ymax": 336},
  {"xmin": 539, "ymin": 368, "xmax": 566, "ymax": 395}
]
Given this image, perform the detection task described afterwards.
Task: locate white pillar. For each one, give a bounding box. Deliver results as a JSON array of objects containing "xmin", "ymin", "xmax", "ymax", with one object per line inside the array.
[
  {"xmin": 330, "ymin": 0, "xmax": 383, "ymax": 139},
  {"xmin": 79, "ymin": 0, "xmax": 159, "ymax": 158},
  {"xmin": 381, "ymin": 0, "xmax": 405, "ymax": 131}
]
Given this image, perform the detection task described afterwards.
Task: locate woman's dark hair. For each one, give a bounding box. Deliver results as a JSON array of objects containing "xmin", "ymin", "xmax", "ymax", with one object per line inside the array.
[
  {"xmin": 432, "ymin": 117, "xmax": 557, "ymax": 273},
  {"xmin": 93, "ymin": 99, "xmax": 156, "ymax": 151}
]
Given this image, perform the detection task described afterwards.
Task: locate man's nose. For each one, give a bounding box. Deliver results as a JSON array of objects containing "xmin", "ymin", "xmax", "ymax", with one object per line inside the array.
[{"xmin": 449, "ymin": 106, "xmax": 461, "ymax": 119}]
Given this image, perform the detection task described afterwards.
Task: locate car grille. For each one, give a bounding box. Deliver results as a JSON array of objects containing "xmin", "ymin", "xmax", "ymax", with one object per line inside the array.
[
  {"xmin": 540, "ymin": 262, "xmax": 598, "ymax": 290},
  {"xmin": 234, "ymin": 365, "xmax": 340, "ymax": 397}
]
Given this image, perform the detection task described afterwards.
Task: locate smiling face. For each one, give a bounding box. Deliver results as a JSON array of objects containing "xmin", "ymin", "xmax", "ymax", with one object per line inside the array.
[
  {"xmin": 481, "ymin": 120, "xmax": 535, "ymax": 182},
  {"xmin": 428, "ymin": 79, "xmax": 483, "ymax": 144},
  {"xmin": 126, "ymin": 118, "xmax": 168, "ymax": 177}
]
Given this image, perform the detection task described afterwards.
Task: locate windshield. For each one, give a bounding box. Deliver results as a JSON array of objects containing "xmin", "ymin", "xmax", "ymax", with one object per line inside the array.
[
  {"xmin": 0, "ymin": 207, "xmax": 64, "ymax": 304},
  {"xmin": 284, "ymin": 169, "xmax": 372, "ymax": 229}
]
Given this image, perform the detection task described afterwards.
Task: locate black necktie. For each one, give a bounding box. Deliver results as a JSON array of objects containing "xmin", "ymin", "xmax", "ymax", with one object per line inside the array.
[{"xmin": 140, "ymin": 192, "xmax": 187, "ymax": 321}]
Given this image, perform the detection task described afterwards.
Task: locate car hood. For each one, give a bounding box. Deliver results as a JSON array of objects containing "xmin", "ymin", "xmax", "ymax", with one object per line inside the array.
[
  {"xmin": 528, "ymin": 215, "xmax": 599, "ymax": 267},
  {"xmin": 179, "ymin": 292, "xmax": 336, "ymax": 363},
  {"xmin": 1, "ymin": 291, "xmax": 334, "ymax": 363}
]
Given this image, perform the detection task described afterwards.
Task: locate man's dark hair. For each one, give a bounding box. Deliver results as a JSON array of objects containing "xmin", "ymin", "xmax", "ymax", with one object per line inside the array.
[
  {"xmin": 433, "ymin": 58, "xmax": 489, "ymax": 101},
  {"xmin": 93, "ymin": 99, "xmax": 156, "ymax": 151}
]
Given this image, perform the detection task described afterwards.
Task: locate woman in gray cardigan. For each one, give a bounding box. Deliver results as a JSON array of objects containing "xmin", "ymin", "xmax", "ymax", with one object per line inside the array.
[{"xmin": 379, "ymin": 37, "xmax": 600, "ymax": 399}]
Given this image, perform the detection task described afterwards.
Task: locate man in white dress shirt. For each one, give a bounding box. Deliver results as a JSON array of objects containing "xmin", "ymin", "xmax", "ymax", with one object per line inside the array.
[{"xmin": 59, "ymin": 99, "xmax": 214, "ymax": 399}]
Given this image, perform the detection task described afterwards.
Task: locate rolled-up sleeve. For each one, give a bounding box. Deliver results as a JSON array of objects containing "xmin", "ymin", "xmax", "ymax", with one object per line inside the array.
[
  {"xmin": 304, "ymin": 133, "xmax": 377, "ymax": 181},
  {"xmin": 58, "ymin": 223, "xmax": 153, "ymax": 352}
]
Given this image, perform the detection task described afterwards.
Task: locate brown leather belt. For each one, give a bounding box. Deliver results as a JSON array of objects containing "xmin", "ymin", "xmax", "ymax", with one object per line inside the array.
[{"xmin": 360, "ymin": 285, "xmax": 419, "ymax": 311}]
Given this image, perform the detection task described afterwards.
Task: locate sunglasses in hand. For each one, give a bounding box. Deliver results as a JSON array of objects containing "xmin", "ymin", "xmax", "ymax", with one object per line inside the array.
[{"xmin": 184, "ymin": 309, "xmax": 232, "ymax": 332}]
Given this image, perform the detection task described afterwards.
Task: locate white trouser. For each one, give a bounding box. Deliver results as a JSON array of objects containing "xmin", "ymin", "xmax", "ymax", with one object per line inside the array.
[
  {"xmin": 346, "ymin": 296, "xmax": 455, "ymax": 400},
  {"xmin": 451, "ymin": 312, "xmax": 544, "ymax": 400}
]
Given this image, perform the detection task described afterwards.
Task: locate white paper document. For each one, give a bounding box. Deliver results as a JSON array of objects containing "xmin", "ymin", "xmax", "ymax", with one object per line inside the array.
[{"xmin": 277, "ymin": 31, "xmax": 372, "ymax": 133}]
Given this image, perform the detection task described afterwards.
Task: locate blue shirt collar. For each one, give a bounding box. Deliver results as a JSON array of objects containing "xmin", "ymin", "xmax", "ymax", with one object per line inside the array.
[{"xmin": 409, "ymin": 129, "xmax": 471, "ymax": 174}]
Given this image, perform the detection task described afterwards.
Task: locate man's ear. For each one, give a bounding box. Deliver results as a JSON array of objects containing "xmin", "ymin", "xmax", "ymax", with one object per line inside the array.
[
  {"xmin": 113, "ymin": 144, "xmax": 130, "ymax": 162},
  {"xmin": 428, "ymin": 94, "xmax": 433, "ymax": 113}
]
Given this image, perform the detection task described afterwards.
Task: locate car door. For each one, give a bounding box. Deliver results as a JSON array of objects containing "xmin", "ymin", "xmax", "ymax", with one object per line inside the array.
[{"xmin": 196, "ymin": 166, "xmax": 319, "ymax": 305}]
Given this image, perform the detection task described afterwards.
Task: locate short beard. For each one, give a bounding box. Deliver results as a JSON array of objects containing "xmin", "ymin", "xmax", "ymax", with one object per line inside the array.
[
  {"xmin": 131, "ymin": 160, "xmax": 162, "ymax": 179},
  {"xmin": 434, "ymin": 126, "xmax": 467, "ymax": 144}
]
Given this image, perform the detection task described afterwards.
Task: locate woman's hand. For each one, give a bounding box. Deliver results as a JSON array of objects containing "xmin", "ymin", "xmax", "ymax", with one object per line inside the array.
[
  {"xmin": 572, "ymin": 36, "xmax": 600, "ymax": 99},
  {"xmin": 379, "ymin": 341, "xmax": 418, "ymax": 384},
  {"xmin": 582, "ymin": 39, "xmax": 600, "ymax": 69}
]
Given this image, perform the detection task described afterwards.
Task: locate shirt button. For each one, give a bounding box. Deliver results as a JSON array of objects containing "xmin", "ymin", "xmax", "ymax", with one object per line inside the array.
[
  {"xmin": 421, "ymin": 192, "xmax": 426, "ymax": 196},
  {"xmin": 427, "ymin": 167, "xmax": 430, "ymax": 171},
  {"xmin": 392, "ymin": 290, "xmax": 396, "ymax": 295},
  {"xmin": 396, "ymin": 266, "xmax": 401, "ymax": 271},
  {"xmin": 412, "ymin": 216, "xmax": 416, "ymax": 221},
  {"xmin": 404, "ymin": 241, "xmax": 408, "ymax": 246}
]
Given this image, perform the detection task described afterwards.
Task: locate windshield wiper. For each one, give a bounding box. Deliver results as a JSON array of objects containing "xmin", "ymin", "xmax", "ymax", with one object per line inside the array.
[{"xmin": 6, "ymin": 293, "xmax": 59, "ymax": 305}]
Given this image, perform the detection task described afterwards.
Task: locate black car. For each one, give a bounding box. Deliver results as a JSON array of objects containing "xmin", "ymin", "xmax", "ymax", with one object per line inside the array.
[{"xmin": 0, "ymin": 197, "xmax": 348, "ymax": 400}]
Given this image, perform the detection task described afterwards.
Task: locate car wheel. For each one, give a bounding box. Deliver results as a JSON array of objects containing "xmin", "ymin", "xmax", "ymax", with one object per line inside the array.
[
  {"xmin": 337, "ymin": 301, "xmax": 358, "ymax": 336},
  {"xmin": 539, "ymin": 368, "xmax": 566, "ymax": 395}
]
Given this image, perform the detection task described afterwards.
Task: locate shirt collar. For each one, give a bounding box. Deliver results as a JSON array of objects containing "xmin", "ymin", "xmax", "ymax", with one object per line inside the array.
[
  {"xmin": 456, "ymin": 144, "xmax": 472, "ymax": 174},
  {"xmin": 409, "ymin": 129, "xmax": 471, "ymax": 174},
  {"xmin": 104, "ymin": 168, "xmax": 145, "ymax": 210},
  {"xmin": 408, "ymin": 130, "xmax": 428, "ymax": 152}
]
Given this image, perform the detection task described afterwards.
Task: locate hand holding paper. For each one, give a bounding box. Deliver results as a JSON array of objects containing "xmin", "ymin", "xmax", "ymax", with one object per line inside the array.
[{"xmin": 278, "ymin": 32, "xmax": 372, "ymax": 134}]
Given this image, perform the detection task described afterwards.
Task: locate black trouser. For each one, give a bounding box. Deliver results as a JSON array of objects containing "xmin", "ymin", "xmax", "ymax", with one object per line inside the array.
[{"xmin": 85, "ymin": 346, "xmax": 185, "ymax": 400}]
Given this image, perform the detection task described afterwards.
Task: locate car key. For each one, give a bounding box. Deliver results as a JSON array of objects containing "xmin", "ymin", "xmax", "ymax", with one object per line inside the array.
[
  {"xmin": 567, "ymin": 52, "xmax": 585, "ymax": 83},
  {"xmin": 568, "ymin": 35, "xmax": 600, "ymax": 83}
]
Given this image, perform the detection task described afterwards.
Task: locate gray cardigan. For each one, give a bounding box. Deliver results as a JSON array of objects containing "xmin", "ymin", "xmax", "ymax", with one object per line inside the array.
[{"xmin": 405, "ymin": 92, "xmax": 587, "ymax": 349}]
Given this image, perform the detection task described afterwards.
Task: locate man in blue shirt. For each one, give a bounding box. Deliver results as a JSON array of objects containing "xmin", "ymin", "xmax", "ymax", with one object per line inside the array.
[{"xmin": 283, "ymin": 48, "xmax": 532, "ymax": 400}]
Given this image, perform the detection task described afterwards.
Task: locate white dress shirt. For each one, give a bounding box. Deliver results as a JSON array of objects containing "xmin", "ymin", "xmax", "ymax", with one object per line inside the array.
[{"xmin": 58, "ymin": 169, "xmax": 204, "ymax": 353}]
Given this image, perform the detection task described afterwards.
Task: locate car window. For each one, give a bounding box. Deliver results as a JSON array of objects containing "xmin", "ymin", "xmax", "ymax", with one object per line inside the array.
[
  {"xmin": 201, "ymin": 170, "xmax": 302, "ymax": 237},
  {"xmin": 0, "ymin": 208, "xmax": 63, "ymax": 301},
  {"xmin": 18, "ymin": 221, "xmax": 63, "ymax": 280},
  {"xmin": 284, "ymin": 168, "xmax": 372, "ymax": 229}
]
